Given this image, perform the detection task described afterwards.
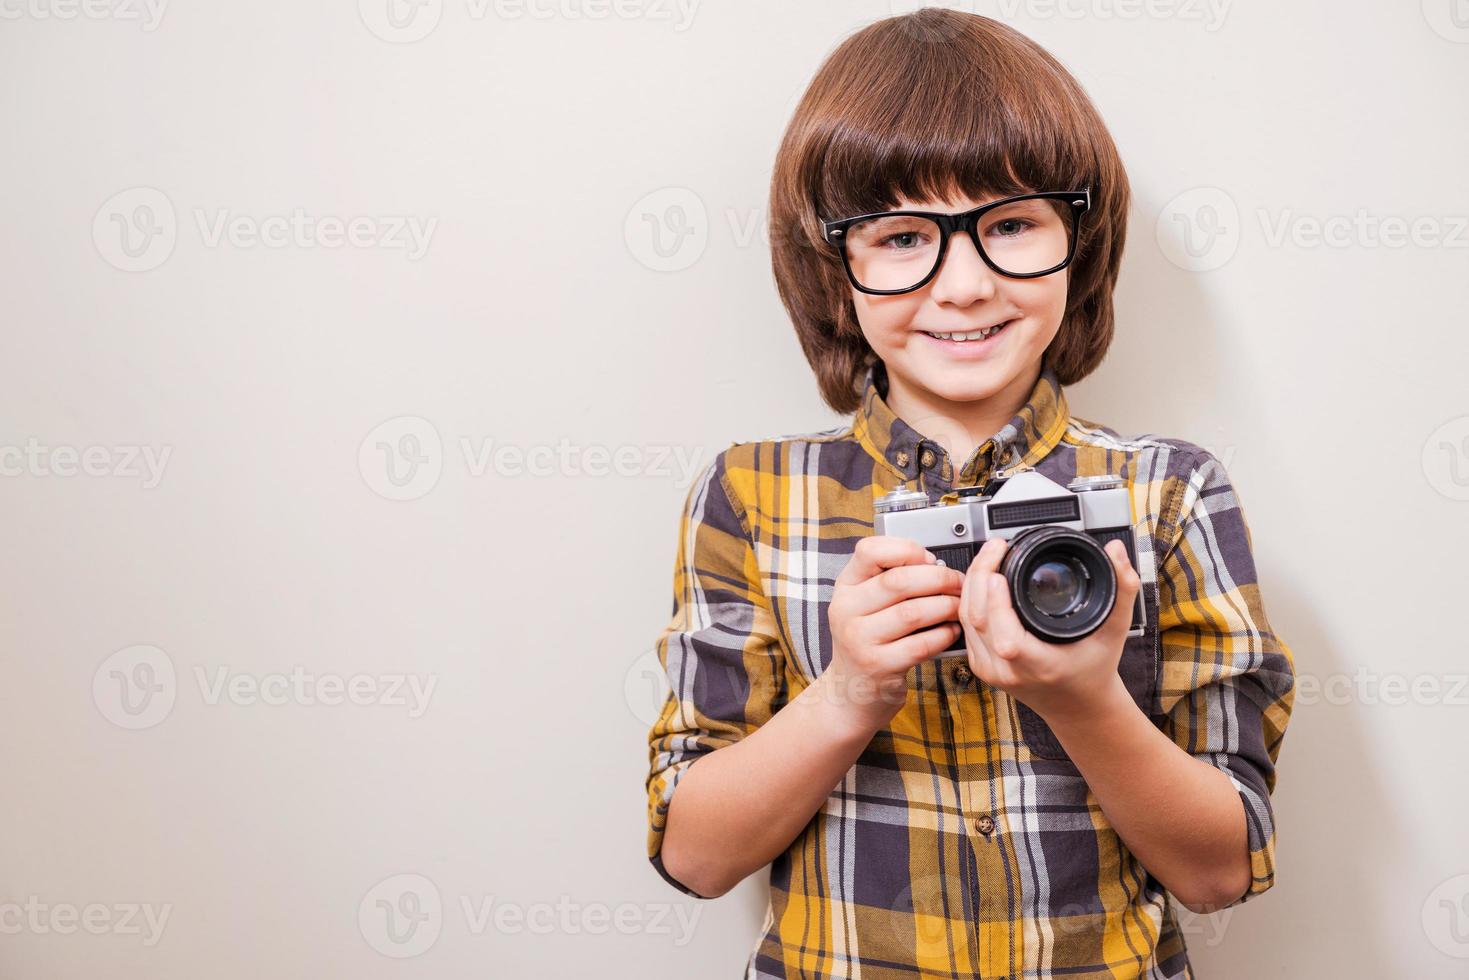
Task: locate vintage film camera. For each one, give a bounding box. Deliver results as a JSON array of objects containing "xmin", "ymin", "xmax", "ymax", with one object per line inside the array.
[{"xmin": 874, "ymin": 467, "xmax": 1145, "ymax": 650}]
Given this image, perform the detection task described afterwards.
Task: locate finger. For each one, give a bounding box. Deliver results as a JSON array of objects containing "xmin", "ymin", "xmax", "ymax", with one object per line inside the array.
[
  {"xmin": 985, "ymin": 572, "xmax": 1029, "ymax": 661},
  {"xmin": 849, "ymin": 563, "xmax": 965, "ymax": 617},
  {"xmin": 1100, "ymin": 539, "xmax": 1142, "ymax": 637},
  {"xmin": 957, "ymin": 540, "xmax": 993, "ymax": 631},
  {"xmin": 965, "ymin": 536, "xmax": 1008, "ymax": 578},
  {"xmin": 890, "ymin": 621, "xmax": 964, "ymax": 671},
  {"xmin": 958, "ymin": 566, "xmax": 997, "ymax": 681},
  {"xmin": 837, "ymin": 535, "xmax": 935, "ymax": 587},
  {"xmin": 964, "ymin": 625, "xmax": 997, "ymax": 685},
  {"xmin": 865, "ymin": 594, "xmax": 963, "ymax": 644}
]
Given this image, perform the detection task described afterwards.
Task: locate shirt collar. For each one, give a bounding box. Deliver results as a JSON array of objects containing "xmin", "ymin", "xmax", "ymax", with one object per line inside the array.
[{"xmin": 852, "ymin": 360, "xmax": 1071, "ymax": 487}]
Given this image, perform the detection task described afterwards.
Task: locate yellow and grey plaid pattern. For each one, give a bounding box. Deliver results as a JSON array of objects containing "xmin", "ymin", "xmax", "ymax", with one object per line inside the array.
[{"xmin": 645, "ymin": 361, "xmax": 1296, "ymax": 979}]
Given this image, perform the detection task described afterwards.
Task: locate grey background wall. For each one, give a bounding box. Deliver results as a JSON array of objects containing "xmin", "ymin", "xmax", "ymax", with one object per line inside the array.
[{"xmin": 1, "ymin": 1, "xmax": 1466, "ymax": 976}]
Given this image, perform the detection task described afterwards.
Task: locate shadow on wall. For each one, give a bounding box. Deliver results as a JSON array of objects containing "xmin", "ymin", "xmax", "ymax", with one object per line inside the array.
[{"xmin": 1082, "ymin": 190, "xmax": 1401, "ymax": 976}]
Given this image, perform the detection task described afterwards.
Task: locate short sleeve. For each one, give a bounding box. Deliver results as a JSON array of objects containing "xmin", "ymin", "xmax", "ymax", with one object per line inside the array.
[
  {"xmin": 644, "ymin": 447, "xmax": 789, "ymax": 899},
  {"xmin": 1155, "ymin": 448, "xmax": 1296, "ymax": 909}
]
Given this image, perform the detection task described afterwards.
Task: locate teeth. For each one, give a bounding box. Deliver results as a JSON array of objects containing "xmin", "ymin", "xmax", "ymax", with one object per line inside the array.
[{"xmin": 925, "ymin": 321, "xmax": 1009, "ymax": 342}]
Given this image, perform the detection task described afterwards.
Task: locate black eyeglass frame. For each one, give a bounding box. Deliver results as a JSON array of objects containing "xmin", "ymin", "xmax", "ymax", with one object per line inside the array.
[{"xmin": 820, "ymin": 189, "xmax": 1092, "ymax": 295}]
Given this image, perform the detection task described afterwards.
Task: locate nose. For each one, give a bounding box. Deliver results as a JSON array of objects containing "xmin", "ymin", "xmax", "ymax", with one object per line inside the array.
[{"xmin": 927, "ymin": 229, "xmax": 999, "ymax": 307}]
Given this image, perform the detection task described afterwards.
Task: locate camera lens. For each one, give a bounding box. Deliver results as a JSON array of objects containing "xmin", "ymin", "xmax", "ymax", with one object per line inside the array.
[
  {"xmin": 1025, "ymin": 557, "xmax": 1089, "ymax": 617},
  {"xmin": 1001, "ymin": 526, "xmax": 1116, "ymax": 644}
]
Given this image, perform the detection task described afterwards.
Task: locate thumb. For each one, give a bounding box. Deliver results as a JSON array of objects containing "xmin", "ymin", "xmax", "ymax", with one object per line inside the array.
[{"xmin": 1104, "ymin": 539, "xmax": 1141, "ymax": 630}]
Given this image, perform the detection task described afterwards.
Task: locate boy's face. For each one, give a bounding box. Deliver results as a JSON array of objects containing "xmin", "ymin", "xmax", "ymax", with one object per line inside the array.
[{"xmin": 850, "ymin": 191, "xmax": 1068, "ymax": 407}]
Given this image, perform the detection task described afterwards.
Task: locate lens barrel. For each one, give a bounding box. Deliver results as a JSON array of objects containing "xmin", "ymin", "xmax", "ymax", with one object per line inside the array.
[{"xmin": 1000, "ymin": 525, "xmax": 1117, "ymax": 644}]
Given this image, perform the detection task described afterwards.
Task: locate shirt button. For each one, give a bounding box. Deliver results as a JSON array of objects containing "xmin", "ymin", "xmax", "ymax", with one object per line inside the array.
[
  {"xmin": 974, "ymin": 814, "xmax": 996, "ymax": 837},
  {"xmin": 953, "ymin": 663, "xmax": 972, "ymax": 685},
  {"xmin": 920, "ymin": 448, "xmax": 936, "ymax": 467}
]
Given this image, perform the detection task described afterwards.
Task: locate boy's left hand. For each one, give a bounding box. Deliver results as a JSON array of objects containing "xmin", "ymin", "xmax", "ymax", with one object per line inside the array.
[{"xmin": 958, "ymin": 536, "xmax": 1141, "ymax": 722}]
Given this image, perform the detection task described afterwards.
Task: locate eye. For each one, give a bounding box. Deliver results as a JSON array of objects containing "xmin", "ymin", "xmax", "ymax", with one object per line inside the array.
[
  {"xmin": 989, "ymin": 218, "xmax": 1034, "ymax": 238},
  {"xmin": 879, "ymin": 230, "xmax": 926, "ymax": 250}
]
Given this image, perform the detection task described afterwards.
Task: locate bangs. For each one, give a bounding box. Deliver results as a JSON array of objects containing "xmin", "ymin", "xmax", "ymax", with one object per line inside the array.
[{"xmin": 811, "ymin": 27, "xmax": 1093, "ymax": 221}]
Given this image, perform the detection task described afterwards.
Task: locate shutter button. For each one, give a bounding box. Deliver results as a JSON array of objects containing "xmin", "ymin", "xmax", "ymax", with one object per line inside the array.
[{"xmin": 974, "ymin": 814, "xmax": 996, "ymax": 837}]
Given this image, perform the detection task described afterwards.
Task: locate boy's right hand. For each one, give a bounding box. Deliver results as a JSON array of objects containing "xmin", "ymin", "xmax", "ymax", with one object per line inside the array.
[{"xmin": 822, "ymin": 535, "xmax": 967, "ymax": 736}]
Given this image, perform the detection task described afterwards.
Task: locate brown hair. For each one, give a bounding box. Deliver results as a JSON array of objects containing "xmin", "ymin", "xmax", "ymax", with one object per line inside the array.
[{"xmin": 768, "ymin": 9, "xmax": 1131, "ymax": 415}]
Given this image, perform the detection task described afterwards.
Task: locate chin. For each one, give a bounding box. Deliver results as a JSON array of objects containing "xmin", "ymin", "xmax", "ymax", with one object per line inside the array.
[{"xmin": 903, "ymin": 364, "xmax": 1013, "ymax": 404}]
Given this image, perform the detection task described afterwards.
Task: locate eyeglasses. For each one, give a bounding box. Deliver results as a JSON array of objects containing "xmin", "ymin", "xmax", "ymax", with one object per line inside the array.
[{"xmin": 821, "ymin": 189, "xmax": 1091, "ymax": 295}]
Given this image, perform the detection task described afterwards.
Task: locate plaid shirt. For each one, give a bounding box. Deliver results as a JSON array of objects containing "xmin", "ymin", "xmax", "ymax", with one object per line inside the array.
[{"xmin": 645, "ymin": 361, "xmax": 1296, "ymax": 979}]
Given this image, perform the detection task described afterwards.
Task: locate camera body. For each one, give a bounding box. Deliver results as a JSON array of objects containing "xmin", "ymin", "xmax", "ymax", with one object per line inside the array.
[{"xmin": 874, "ymin": 468, "xmax": 1144, "ymax": 649}]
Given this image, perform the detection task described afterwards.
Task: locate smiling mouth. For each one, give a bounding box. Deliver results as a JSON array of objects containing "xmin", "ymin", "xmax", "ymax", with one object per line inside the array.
[{"xmin": 920, "ymin": 319, "xmax": 1015, "ymax": 343}]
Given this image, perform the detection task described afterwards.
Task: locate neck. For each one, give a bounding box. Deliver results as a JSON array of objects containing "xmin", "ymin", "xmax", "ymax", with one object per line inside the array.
[{"xmin": 881, "ymin": 361, "xmax": 1043, "ymax": 466}]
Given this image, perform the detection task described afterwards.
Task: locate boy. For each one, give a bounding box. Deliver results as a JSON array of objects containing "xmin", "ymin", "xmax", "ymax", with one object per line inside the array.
[{"xmin": 644, "ymin": 10, "xmax": 1295, "ymax": 978}]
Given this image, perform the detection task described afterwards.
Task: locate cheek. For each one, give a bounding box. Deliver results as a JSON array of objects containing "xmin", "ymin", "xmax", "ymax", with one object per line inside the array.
[
  {"xmin": 853, "ymin": 293, "xmax": 921, "ymax": 347},
  {"xmin": 1014, "ymin": 276, "xmax": 1069, "ymax": 330}
]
